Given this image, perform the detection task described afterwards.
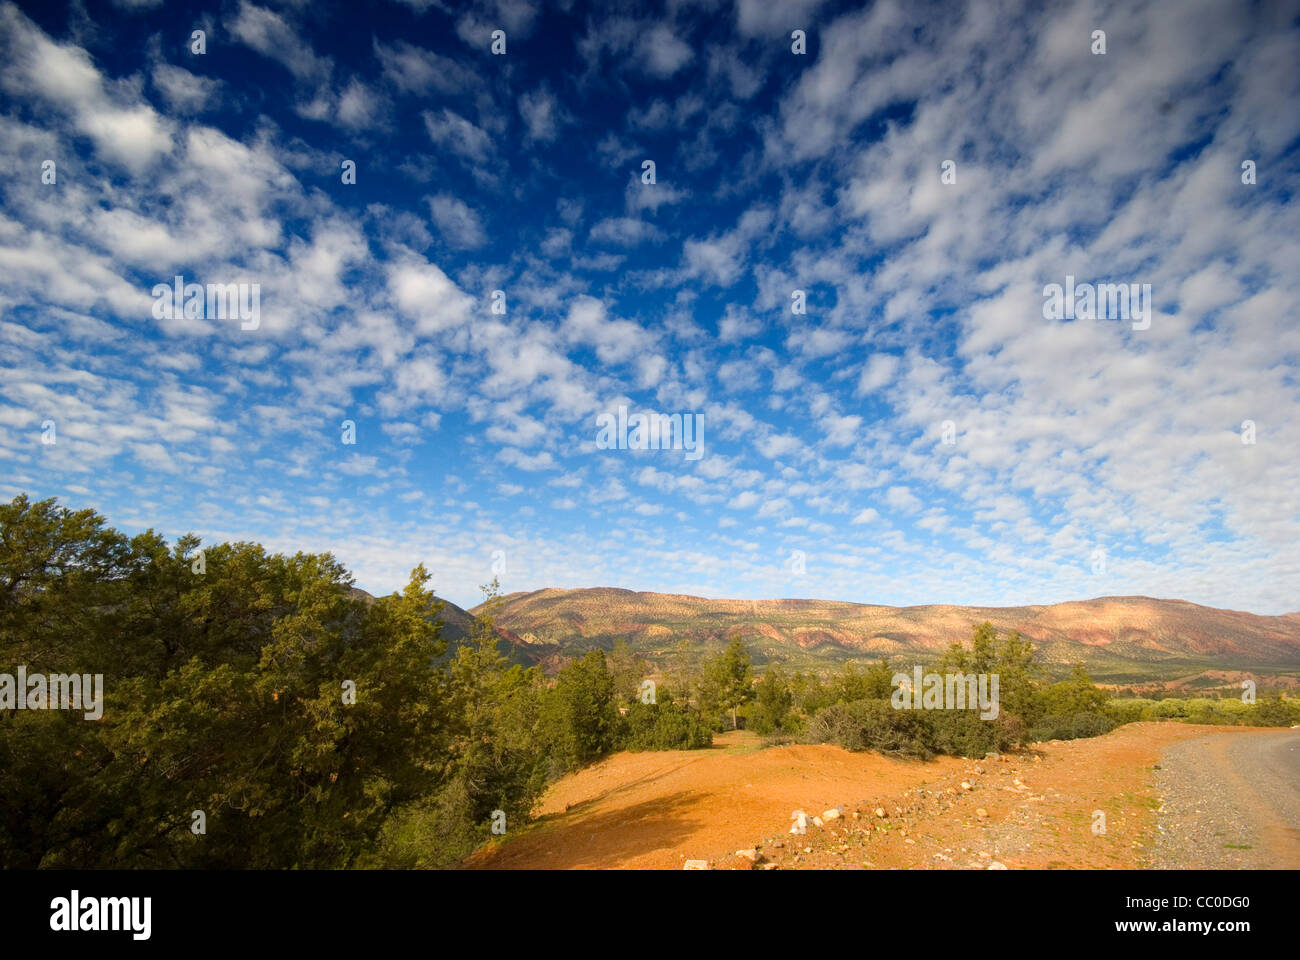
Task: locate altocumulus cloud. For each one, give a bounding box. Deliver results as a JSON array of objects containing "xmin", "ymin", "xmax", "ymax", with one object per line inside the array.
[{"xmin": 0, "ymin": 0, "xmax": 1297, "ymax": 614}]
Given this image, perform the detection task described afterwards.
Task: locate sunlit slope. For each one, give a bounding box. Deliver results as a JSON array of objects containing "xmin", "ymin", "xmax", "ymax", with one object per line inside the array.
[{"xmin": 475, "ymin": 588, "xmax": 1300, "ymax": 677}]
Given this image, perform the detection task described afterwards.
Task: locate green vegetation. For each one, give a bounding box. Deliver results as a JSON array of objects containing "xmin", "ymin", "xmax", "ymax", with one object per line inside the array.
[
  {"xmin": 695, "ymin": 637, "xmax": 753, "ymax": 730},
  {"xmin": 749, "ymin": 624, "xmax": 1297, "ymax": 759},
  {"xmin": 0, "ymin": 496, "xmax": 712, "ymax": 869},
  {"xmin": 1105, "ymin": 693, "xmax": 1300, "ymax": 728}
]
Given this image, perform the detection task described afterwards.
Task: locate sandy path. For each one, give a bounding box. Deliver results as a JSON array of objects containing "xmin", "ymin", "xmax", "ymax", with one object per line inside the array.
[
  {"xmin": 1150, "ymin": 728, "xmax": 1300, "ymax": 868},
  {"xmin": 465, "ymin": 723, "xmax": 1288, "ymax": 870}
]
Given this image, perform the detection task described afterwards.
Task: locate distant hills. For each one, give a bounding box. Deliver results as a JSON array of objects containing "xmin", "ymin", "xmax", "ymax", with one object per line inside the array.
[{"xmin": 463, "ymin": 588, "xmax": 1300, "ymax": 683}]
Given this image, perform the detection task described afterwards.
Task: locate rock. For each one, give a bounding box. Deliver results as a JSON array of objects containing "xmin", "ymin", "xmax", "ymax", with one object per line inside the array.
[
  {"xmin": 904, "ymin": 837, "xmax": 916, "ymax": 844},
  {"xmin": 851, "ymin": 811, "xmax": 860, "ymax": 820},
  {"xmin": 976, "ymin": 808, "xmax": 988, "ymax": 818},
  {"xmin": 736, "ymin": 849, "xmax": 759, "ymax": 862},
  {"xmin": 960, "ymin": 781, "xmax": 972, "ymax": 791},
  {"xmin": 771, "ymin": 840, "xmax": 783, "ymax": 848},
  {"xmin": 812, "ymin": 816, "xmax": 824, "ymax": 827},
  {"xmin": 987, "ymin": 861, "xmax": 1007, "ymax": 870},
  {"xmin": 875, "ymin": 807, "xmax": 887, "ymax": 818},
  {"xmin": 683, "ymin": 860, "xmax": 709, "ymax": 870},
  {"xmin": 823, "ymin": 807, "xmax": 842, "ymax": 821}
]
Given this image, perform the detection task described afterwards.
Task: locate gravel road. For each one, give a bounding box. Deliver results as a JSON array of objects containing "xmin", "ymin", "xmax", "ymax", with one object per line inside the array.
[{"xmin": 1150, "ymin": 728, "xmax": 1300, "ymax": 869}]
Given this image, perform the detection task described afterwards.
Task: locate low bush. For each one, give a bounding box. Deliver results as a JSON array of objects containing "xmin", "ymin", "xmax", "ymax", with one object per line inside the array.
[
  {"xmin": 620, "ymin": 699, "xmax": 713, "ymax": 750},
  {"xmin": 804, "ymin": 699, "xmax": 1023, "ymax": 759},
  {"xmin": 1029, "ymin": 710, "xmax": 1115, "ymax": 742}
]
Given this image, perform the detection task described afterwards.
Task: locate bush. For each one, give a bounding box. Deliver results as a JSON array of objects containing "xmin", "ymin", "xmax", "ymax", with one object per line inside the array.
[
  {"xmin": 929, "ymin": 708, "xmax": 1022, "ymax": 757},
  {"xmin": 805, "ymin": 700, "xmax": 935, "ymax": 758},
  {"xmin": 805, "ymin": 699, "xmax": 1027, "ymax": 759},
  {"xmin": 1105, "ymin": 699, "xmax": 1147, "ymax": 726},
  {"xmin": 749, "ymin": 665, "xmax": 796, "ymax": 735},
  {"xmin": 619, "ymin": 699, "xmax": 712, "ymax": 750},
  {"xmin": 1029, "ymin": 710, "xmax": 1115, "ymax": 742},
  {"xmin": 1151, "ymin": 698, "xmax": 1189, "ymax": 718},
  {"xmin": 1105, "ymin": 695, "xmax": 1299, "ymax": 728},
  {"xmin": 1251, "ymin": 696, "xmax": 1300, "ymax": 727}
]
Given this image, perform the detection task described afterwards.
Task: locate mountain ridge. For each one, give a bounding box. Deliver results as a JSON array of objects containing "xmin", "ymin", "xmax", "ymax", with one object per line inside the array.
[{"xmin": 468, "ymin": 588, "xmax": 1300, "ymax": 680}]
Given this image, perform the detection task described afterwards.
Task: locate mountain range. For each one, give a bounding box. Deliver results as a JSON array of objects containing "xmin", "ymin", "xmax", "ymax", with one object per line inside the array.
[{"xmin": 459, "ymin": 588, "xmax": 1300, "ymax": 684}]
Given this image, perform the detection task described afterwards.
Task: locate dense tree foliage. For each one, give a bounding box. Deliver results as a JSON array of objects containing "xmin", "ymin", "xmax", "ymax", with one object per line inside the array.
[
  {"xmin": 1, "ymin": 495, "xmax": 460, "ymax": 867},
  {"xmin": 0, "ymin": 496, "xmax": 710, "ymax": 869}
]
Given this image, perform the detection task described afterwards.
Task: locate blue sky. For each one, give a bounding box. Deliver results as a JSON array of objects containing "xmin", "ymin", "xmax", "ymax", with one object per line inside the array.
[{"xmin": 1, "ymin": 0, "xmax": 1298, "ymax": 613}]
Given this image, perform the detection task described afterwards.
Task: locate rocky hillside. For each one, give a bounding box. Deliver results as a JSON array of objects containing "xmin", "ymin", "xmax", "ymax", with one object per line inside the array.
[{"xmin": 474, "ymin": 588, "xmax": 1300, "ymax": 680}]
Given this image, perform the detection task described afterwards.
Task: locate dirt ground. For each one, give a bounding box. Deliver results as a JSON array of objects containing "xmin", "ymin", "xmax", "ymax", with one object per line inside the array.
[{"xmin": 464, "ymin": 722, "xmax": 1292, "ymax": 870}]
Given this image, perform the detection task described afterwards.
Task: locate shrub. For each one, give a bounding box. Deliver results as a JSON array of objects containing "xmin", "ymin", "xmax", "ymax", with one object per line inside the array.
[
  {"xmin": 619, "ymin": 699, "xmax": 712, "ymax": 750},
  {"xmin": 1251, "ymin": 696, "xmax": 1300, "ymax": 727},
  {"xmin": 929, "ymin": 708, "xmax": 1021, "ymax": 757},
  {"xmin": 749, "ymin": 665, "xmax": 796, "ymax": 735},
  {"xmin": 1029, "ymin": 710, "xmax": 1114, "ymax": 742},
  {"xmin": 805, "ymin": 700, "xmax": 936, "ymax": 758},
  {"xmin": 1105, "ymin": 699, "xmax": 1147, "ymax": 726}
]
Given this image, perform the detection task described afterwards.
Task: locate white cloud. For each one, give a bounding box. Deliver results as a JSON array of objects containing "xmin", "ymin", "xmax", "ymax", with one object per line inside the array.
[{"xmin": 429, "ymin": 194, "xmax": 487, "ymax": 249}]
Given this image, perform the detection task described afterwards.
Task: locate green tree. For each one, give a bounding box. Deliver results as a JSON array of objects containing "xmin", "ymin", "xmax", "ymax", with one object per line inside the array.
[
  {"xmin": 436, "ymin": 578, "xmax": 548, "ymax": 854},
  {"xmin": 751, "ymin": 665, "xmax": 795, "ymax": 734},
  {"xmin": 698, "ymin": 638, "xmax": 753, "ymax": 731},
  {"xmin": 1, "ymin": 496, "xmax": 463, "ymax": 868},
  {"xmin": 936, "ymin": 622, "xmax": 1041, "ymax": 733},
  {"xmin": 620, "ymin": 684, "xmax": 712, "ymax": 750},
  {"xmin": 544, "ymin": 649, "xmax": 619, "ymax": 768},
  {"xmin": 1039, "ymin": 663, "xmax": 1109, "ymax": 716},
  {"xmin": 606, "ymin": 638, "xmax": 647, "ymax": 705}
]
